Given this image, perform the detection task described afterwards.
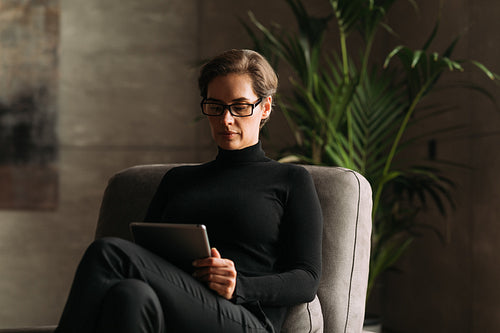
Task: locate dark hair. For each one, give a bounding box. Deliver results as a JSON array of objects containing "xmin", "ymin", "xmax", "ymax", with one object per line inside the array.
[{"xmin": 198, "ymin": 49, "xmax": 278, "ymax": 127}]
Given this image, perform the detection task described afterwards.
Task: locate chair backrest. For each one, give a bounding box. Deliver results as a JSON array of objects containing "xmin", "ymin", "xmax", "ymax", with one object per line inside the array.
[{"xmin": 95, "ymin": 164, "xmax": 372, "ymax": 333}]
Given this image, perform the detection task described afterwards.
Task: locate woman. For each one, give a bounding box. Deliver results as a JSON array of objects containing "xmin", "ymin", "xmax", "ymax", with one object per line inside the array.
[{"xmin": 55, "ymin": 49, "xmax": 323, "ymax": 333}]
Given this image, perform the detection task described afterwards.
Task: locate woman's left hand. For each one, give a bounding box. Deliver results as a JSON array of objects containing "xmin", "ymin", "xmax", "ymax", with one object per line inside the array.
[{"xmin": 192, "ymin": 248, "xmax": 237, "ymax": 300}]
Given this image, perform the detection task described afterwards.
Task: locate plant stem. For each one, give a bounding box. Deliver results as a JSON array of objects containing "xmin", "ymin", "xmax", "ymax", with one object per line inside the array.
[
  {"xmin": 338, "ymin": 29, "xmax": 355, "ymax": 163},
  {"xmin": 360, "ymin": 31, "xmax": 375, "ymax": 83},
  {"xmin": 340, "ymin": 31, "xmax": 349, "ymax": 84},
  {"xmin": 372, "ymin": 80, "xmax": 432, "ymax": 216}
]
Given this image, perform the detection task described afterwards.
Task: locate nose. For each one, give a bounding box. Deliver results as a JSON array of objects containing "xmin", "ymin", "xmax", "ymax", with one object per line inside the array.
[{"xmin": 221, "ymin": 108, "xmax": 234, "ymax": 124}]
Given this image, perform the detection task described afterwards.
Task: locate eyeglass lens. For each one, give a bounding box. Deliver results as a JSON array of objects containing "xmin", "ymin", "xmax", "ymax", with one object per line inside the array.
[{"xmin": 202, "ymin": 103, "xmax": 253, "ymax": 117}]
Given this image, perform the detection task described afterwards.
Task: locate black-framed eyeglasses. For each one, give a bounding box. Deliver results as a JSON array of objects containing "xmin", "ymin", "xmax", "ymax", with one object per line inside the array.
[{"xmin": 201, "ymin": 98, "xmax": 262, "ymax": 117}]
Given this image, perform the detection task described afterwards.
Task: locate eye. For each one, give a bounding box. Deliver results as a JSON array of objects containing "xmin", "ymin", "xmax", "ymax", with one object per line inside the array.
[
  {"xmin": 207, "ymin": 104, "xmax": 223, "ymax": 112},
  {"xmin": 232, "ymin": 104, "xmax": 249, "ymax": 112}
]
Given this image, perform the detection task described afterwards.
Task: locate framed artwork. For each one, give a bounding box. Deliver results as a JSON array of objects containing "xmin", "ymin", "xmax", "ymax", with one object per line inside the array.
[{"xmin": 0, "ymin": 0, "xmax": 59, "ymax": 210}]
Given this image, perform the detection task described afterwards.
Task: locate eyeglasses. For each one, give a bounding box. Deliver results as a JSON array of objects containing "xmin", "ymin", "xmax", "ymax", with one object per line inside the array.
[{"xmin": 201, "ymin": 98, "xmax": 262, "ymax": 117}]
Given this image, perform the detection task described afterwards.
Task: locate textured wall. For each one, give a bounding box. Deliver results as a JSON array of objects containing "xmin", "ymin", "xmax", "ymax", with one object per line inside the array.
[
  {"xmin": 0, "ymin": 0, "xmax": 206, "ymax": 327},
  {"xmin": 0, "ymin": 0, "xmax": 499, "ymax": 331}
]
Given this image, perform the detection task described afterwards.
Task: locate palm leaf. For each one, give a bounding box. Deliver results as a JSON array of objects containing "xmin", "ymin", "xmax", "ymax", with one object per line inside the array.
[{"xmin": 244, "ymin": 0, "xmax": 499, "ymax": 300}]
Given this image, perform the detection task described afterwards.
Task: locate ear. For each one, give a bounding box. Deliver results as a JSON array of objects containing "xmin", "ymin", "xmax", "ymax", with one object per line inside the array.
[{"xmin": 261, "ymin": 96, "xmax": 272, "ymax": 119}]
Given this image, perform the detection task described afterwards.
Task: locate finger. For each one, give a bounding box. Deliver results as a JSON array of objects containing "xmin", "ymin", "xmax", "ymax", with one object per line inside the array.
[
  {"xmin": 193, "ymin": 266, "xmax": 236, "ymax": 279},
  {"xmin": 211, "ymin": 247, "xmax": 221, "ymax": 258},
  {"xmin": 208, "ymin": 281, "xmax": 234, "ymax": 299},
  {"xmin": 199, "ymin": 273, "xmax": 234, "ymax": 285},
  {"xmin": 193, "ymin": 256, "xmax": 234, "ymax": 268},
  {"xmin": 205, "ymin": 277, "xmax": 236, "ymax": 300},
  {"xmin": 193, "ymin": 258, "xmax": 224, "ymax": 268}
]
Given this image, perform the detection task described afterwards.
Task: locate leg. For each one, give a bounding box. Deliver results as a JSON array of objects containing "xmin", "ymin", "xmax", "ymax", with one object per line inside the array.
[
  {"xmin": 95, "ymin": 279, "xmax": 165, "ymax": 333},
  {"xmin": 56, "ymin": 237, "xmax": 272, "ymax": 333}
]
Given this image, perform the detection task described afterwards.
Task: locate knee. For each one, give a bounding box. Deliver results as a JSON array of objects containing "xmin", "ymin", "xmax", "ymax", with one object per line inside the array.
[
  {"xmin": 105, "ymin": 279, "xmax": 162, "ymax": 311},
  {"xmin": 89, "ymin": 236, "xmax": 128, "ymax": 251},
  {"xmin": 84, "ymin": 237, "xmax": 128, "ymax": 258},
  {"xmin": 79, "ymin": 237, "xmax": 130, "ymax": 270},
  {"xmin": 99, "ymin": 279, "xmax": 164, "ymax": 332}
]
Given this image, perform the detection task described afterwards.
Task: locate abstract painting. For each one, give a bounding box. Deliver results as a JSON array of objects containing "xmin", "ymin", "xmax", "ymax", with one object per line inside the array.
[{"xmin": 0, "ymin": 0, "xmax": 59, "ymax": 209}]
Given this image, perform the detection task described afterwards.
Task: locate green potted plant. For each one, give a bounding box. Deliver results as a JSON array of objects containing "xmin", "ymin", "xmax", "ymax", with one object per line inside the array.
[{"xmin": 243, "ymin": 0, "xmax": 498, "ymax": 309}]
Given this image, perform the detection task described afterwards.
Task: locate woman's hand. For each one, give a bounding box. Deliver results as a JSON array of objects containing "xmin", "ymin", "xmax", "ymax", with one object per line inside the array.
[{"xmin": 192, "ymin": 248, "xmax": 237, "ymax": 300}]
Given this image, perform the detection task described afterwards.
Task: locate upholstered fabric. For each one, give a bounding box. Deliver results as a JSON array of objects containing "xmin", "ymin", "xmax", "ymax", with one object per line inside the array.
[
  {"xmin": 1, "ymin": 164, "xmax": 371, "ymax": 333},
  {"xmin": 281, "ymin": 295, "xmax": 323, "ymax": 332},
  {"xmin": 306, "ymin": 166, "xmax": 372, "ymax": 333}
]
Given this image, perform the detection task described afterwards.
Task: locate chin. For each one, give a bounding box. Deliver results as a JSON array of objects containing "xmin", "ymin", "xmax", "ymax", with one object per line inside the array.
[
  {"xmin": 219, "ymin": 142, "xmax": 240, "ymax": 150},
  {"xmin": 216, "ymin": 138, "xmax": 246, "ymax": 150}
]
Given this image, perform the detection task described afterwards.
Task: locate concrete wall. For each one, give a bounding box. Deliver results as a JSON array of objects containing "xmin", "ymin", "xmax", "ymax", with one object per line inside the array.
[
  {"xmin": 0, "ymin": 0, "xmax": 499, "ymax": 331},
  {"xmin": 0, "ymin": 0, "xmax": 208, "ymax": 327}
]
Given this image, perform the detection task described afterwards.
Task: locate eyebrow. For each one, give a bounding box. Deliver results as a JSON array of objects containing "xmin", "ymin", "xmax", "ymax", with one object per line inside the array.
[{"xmin": 205, "ymin": 97, "xmax": 251, "ymax": 103}]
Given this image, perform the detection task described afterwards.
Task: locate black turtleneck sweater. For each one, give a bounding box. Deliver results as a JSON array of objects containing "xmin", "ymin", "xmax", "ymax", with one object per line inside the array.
[{"xmin": 145, "ymin": 142, "xmax": 323, "ymax": 331}]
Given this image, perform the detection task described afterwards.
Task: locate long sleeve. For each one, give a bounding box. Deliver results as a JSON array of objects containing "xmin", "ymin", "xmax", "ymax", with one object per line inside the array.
[{"xmin": 233, "ymin": 167, "xmax": 322, "ymax": 307}]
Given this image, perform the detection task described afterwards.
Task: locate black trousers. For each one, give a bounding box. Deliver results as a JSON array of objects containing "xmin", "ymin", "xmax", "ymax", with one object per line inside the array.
[{"xmin": 55, "ymin": 237, "xmax": 272, "ymax": 333}]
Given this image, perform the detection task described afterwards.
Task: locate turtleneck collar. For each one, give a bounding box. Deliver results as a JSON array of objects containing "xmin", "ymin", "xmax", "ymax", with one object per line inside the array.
[{"xmin": 215, "ymin": 141, "xmax": 269, "ymax": 164}]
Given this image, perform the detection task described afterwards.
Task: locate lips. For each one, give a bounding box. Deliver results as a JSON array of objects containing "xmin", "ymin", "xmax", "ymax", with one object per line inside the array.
[{"xmin": 220, "ymin": 130, "xmax": 238, "ymax": 137}]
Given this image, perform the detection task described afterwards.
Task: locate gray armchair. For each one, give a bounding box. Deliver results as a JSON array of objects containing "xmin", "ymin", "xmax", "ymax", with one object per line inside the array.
[{"xmin": 0, "ymin": 164, "xmax": 372, "ymax": 333}]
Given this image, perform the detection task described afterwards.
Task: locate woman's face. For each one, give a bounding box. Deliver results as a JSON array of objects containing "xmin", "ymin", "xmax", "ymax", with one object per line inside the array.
[{"xmin": 206, "ymin": 73, "xmax": 271, "ymax": 150}]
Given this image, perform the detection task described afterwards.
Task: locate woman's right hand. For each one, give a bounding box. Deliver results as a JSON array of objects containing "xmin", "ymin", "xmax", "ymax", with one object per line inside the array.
[{"xmin": 192, "ymin": 248, "xmax": 237, "ymax": 300}]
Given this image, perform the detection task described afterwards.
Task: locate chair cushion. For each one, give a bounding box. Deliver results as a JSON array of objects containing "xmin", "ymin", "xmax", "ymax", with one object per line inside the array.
[{"xmin": 281, "ymin": 295, "xmax": 323, "ymax": 332}]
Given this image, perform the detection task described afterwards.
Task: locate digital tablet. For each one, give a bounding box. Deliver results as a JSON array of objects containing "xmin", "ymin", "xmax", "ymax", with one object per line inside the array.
[{"xmin": 129, "ymin": 222, "xmax": 211, "ymax": 272}]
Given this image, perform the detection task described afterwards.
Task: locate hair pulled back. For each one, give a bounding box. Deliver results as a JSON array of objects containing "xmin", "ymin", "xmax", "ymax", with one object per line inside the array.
[{"xmin": 198, "ymin": 49, "xmax": 278, "ymax": 101}]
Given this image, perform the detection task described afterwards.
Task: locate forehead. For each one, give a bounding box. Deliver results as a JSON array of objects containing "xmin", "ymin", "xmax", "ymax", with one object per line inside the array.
[{"xmin": 206, "ymin": 73, "xmax": 256, "ymax": 101}]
